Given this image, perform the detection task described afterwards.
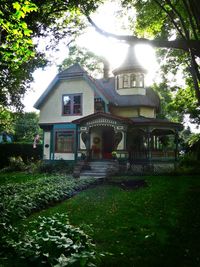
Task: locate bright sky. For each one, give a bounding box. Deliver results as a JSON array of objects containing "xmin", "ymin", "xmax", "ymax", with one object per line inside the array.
[{"xmin": 22, "ymin": 1, "xmax": 199, "ymax": 133}]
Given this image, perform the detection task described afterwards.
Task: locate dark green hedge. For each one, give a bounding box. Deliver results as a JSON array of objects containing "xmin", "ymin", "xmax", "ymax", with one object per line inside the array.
[{"xmin": 0, "ymin": 143, "xmax": 42, "ymax": 168}]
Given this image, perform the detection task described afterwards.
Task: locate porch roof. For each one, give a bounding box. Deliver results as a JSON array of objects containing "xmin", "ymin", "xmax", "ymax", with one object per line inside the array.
[
  {"xmin": 72, "ymin": 112, "xmax": 132, "ymax": 125},
  {"xmin": 130, "ymin": 117, "xmax": 183, "ymax": 131}
]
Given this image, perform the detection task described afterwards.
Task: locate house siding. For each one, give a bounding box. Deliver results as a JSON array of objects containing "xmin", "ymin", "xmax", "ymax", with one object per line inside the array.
[
  {"xmin": 140, "ymin": 107, "xmax": 155, "ymax": 118},
  {"xmin": 39, "ymin": 79, "xmax": 94, "ymax": 124},
  {"xmin": 110, "ymin": 106, "xmax": 139, "ymax": 118}
]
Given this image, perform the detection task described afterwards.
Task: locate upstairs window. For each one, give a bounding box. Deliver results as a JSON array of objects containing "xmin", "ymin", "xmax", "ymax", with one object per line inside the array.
[
  {"xmin": 130, "ymin": 74, "xmax": 137, "ymax": 87},
  {"xmin": 117, "ymin": 73, "xmax": 144, "ymax": 89},
  {"xmin": 137, "ymin": 74, "xmax": 144, "ymax": 87},
  {"xmin": 62, "ymin": 94, "xmax": 82, "ymax": 115},
  {"xmin": 55, "ymin": 131, "xmax": 74, "ymax": 153},
  {"xmin": 123, "ymin": 74, "xmax": 129, "ymax": 88}
]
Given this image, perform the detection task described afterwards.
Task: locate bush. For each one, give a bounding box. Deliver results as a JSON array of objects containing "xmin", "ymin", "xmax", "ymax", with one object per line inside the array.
[
  {"xmin": 178, "ymin": 152, "xmax": 200, "ymax": 174},
  {"xmin": 1, "ymin": 214, "xmax": 97, "ymax": 267},
  {"xmin": 0, "ymin": 143, "xmax": 42, "ymax": 169},
  {"xmin": 38, "ymin": 160, "xmax": 74, "ymax": 174}
]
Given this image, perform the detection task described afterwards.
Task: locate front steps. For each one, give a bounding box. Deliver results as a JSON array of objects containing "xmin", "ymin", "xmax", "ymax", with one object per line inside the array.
[{"xmin": 78, "ymin": 160, "xmax": 119, "ymax": 179}]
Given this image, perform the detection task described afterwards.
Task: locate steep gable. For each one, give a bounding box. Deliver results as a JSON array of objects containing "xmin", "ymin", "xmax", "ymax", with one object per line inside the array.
[{"xmin": 34, "ymin": 63, "xmax": 109, "ymax": 110}]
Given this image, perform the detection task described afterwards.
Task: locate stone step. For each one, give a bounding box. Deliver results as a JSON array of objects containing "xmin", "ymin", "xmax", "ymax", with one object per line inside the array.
[{"xmin": 79, "ymin": 160, "xmax": 118, "ymax": 178}]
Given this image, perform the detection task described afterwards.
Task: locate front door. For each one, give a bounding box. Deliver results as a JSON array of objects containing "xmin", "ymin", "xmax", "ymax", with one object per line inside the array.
[{"xmin": 102, "ymin": 128, "xmax": 114, "ymax": 159}]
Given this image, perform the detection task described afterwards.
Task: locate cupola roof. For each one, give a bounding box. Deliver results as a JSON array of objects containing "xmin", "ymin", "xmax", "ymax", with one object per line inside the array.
[{"xmin": 113, "ymin": 45, "xmax": 147, "ymax": 75}]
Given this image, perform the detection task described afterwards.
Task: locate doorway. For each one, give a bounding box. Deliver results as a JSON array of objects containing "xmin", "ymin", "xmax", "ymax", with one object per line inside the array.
[{"xmin": 102, "ymin": 127, "xmax": 114, "ymax": 159}]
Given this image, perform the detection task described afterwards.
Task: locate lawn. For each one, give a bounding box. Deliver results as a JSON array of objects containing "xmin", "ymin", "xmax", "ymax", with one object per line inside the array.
[{"xmin": 27, "ymin": 175, "xmax": 200, "ymax": 267}]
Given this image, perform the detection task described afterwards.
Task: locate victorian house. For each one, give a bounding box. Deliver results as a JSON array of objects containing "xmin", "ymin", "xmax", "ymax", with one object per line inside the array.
[{"xmin": 34, "ymin": 46, "xmax": 182, "ymax": 174}]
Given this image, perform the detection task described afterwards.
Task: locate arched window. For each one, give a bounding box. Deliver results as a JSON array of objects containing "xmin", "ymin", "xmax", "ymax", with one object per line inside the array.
[
  {"xmin": 123, "ymin": 74, "xmax": 129, "ymax": 88},
  {"xmin": 130, "ymin": 74, "xmax": 137, "ymax": 87},
  {"xmin": 136, "ymin": 74, "xmax": 144, "ymax": 87}
]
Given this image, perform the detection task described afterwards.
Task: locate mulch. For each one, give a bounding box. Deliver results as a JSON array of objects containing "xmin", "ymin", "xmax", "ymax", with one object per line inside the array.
[{"xmin": 106, "ymin": 179, "xmax": 147, "ymax": 191}]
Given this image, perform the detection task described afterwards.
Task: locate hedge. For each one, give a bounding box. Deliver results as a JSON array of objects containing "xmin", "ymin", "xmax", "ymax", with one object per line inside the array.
[{"xmin": 0, "ymin": 143, "xmax": 42, "ymax": 168}]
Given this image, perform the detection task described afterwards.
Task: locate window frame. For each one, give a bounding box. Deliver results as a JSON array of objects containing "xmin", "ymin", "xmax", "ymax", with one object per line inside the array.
[
  {"xmin": 55, "ymin": 130, "xmax": 75, "ymax": 153},
  {"xmin": 123, "ymin": 74, "xmax": 129, "ymax": 88},
  {"xmin": 62, "ymin": 93, "xmax": 82, "ymax": 116}
]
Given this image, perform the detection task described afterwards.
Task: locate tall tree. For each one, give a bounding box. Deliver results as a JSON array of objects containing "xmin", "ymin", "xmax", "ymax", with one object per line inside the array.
[
  {"xmin": 0, "ymin": 0, "xmax": 102, "ymax": 109},
  {"xmin": 14, "ymin": 112, "xmax": 42, "ymax": 143}
]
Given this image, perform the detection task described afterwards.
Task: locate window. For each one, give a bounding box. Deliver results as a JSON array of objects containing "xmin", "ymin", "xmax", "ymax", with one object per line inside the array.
[
  {"xmin": 130, "ymin": 74, "xmax": 136, "ymax": 87},
  {"xmin": 123, "ymin": 75, "xmax": 129, "ymax": 88},
  {"xmin": 62, "ymin": 94, "xmax": 82, "ymax": 115},
  {"xmin": 136, "ymin": 74, "xmax": 144, "ymax": 87},
  {"xmin": 55, "ymin": 131, "xmax": 74, "ymax": 153}
]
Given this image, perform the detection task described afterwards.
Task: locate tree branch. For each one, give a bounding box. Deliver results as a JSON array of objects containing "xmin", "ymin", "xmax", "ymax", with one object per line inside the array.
[
  {"xmin": 189, "ymin": 0, "xmax": 200, "ymax": 34},
  {"xmin": 182, "ymin": 0, "xmax": 199, "ymax": 40},
  {"xmin": 164, "ymin": 0, "xmax": 189, "ymax": 38},
  {"xmin": 189, "ymin": 49, "xmax": 200, "ymax": 105},
  {"xmin": 153, "ymin": 0, "xmax": 186, "ymax": 39},
  {"xmin": 87, "ymin": 16, "xmax": 200, "ymax": 57}
]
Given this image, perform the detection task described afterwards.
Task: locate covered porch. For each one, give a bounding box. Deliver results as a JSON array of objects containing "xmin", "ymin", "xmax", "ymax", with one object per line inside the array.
[{"xmin": 73, "ymin": 112, "xmax": 130, "ymax": 161}]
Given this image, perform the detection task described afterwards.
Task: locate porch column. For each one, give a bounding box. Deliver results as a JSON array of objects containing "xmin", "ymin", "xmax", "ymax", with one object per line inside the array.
[{"xmin": 146, "ymin": 128, "xmax": 152, "ymax": 165}]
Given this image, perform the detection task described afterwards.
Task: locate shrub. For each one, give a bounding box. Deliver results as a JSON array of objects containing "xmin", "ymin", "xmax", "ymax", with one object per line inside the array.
[
  {"xmin": 1, "ymin": 214, "xmax": 97, "ymax": 267},
  {"xmin": 178, "ymin": 152, "xmax": 200, "ymax": 174},
  {"xmin": 0, "ymin": 143, "xmax": 42, "ymax": 169},
  {"xmin": 38, "ymin": 160, "xmax": 74, "ymax": 174}
]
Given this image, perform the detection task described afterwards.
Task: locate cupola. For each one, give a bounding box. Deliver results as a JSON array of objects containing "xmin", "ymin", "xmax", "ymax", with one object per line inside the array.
[{"xmin": 113, "ymin": 45, "xmax": 147, "ymax": 95}]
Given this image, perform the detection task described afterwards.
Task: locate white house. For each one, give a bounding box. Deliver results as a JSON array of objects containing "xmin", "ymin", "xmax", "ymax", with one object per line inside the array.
[{"xmin": 34, "ymin": 46, "xmax": 182, "ymax": 173}]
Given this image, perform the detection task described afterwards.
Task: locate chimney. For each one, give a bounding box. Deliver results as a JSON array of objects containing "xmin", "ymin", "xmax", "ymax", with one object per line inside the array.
[{"xmin": 103, "ymin": 59, "xmax": 110, "ymax": 79}]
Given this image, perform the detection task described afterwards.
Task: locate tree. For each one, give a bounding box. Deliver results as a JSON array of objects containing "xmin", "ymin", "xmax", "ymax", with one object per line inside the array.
[
  {"xmin": 0, "ymin": 0, "xmax": 102, "ymax": 109},
  {"xmin": 58, "ymin": 45, "xmax": 104, "ymax": 78},
  {"xmin": 0, "ymin": 107, "xmax": 14, "ymax": 133},
  {"xmin": 14, "ymin": 112, "xmax": 42, "ymax": 143},
  {"xmin": 87, "ymin": 0, "xmax": 200, "ymax": 106}
]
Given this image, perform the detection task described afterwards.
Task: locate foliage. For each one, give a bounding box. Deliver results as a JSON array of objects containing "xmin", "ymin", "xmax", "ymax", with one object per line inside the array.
[
  {"xmin": 0, "ymin": 1, "xmax": 37, "ymax": 67},
  {"xmin": 1, "ymin": 214, "xmax": 97, "ymax": 267},
  {"xmin": 0, "ymin": 143, "xmax": 42, "ymax": 168},
  {"xmin": 0, "ymin": 106, "xmax": 14, "ymax": 133},
  {"xmin": 0, "ymin": 175, "xmax": 94, "ymax": 224},
  {"xmin": 38, "ymin": 160, "xmax": 74, "ymax": 174},
  {"xmin": 58, "ymin": 45, "xmax": 104, "ymax": 78},
  {"xmin": 14, "ymin": 112, "xmax": 42, "ymax": 143},
  {"xmin": 178, "ymin": 133, "xmax": 200, "ymax": 174},
  {"xmin": 0, "ymin": 0, "xmax": 102, "ymax": 109},
  {"xmin": 152, "ymin": 82, "xmax": 183, "ymax": 122}
]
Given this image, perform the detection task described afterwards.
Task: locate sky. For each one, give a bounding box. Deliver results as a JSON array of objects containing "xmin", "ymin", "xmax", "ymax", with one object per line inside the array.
[{"xmin": 22, "ymin": 1, "xmax": 199, "ymax": 133}]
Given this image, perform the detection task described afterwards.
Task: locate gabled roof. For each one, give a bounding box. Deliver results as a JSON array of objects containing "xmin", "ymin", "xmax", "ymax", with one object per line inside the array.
[
  {"xmin": 34, "ymin": 63, "xmax": 109, "ymax": 109},
  {"xmin": 72, "ymin": 111, "xmax": 132, "ymax": 124}
]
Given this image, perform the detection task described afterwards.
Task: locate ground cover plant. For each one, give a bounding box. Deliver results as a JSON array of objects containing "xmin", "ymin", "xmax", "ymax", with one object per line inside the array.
[
  {"xmin": 0, "ymin": 174, "xmax": 95, "ymax": 224},
  {"xmin": 0, "ymin": 173, "xmax": 97, "ymax": 266},
  {"xmin": 27, "ymin": 175, "xmax": 200, "ymax": 267}
]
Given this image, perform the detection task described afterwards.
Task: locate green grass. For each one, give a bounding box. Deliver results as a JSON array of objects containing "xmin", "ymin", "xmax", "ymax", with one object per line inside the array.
[{"xmin": 26, "ymin": 175, "xmax": 200, "ymax": 267}]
